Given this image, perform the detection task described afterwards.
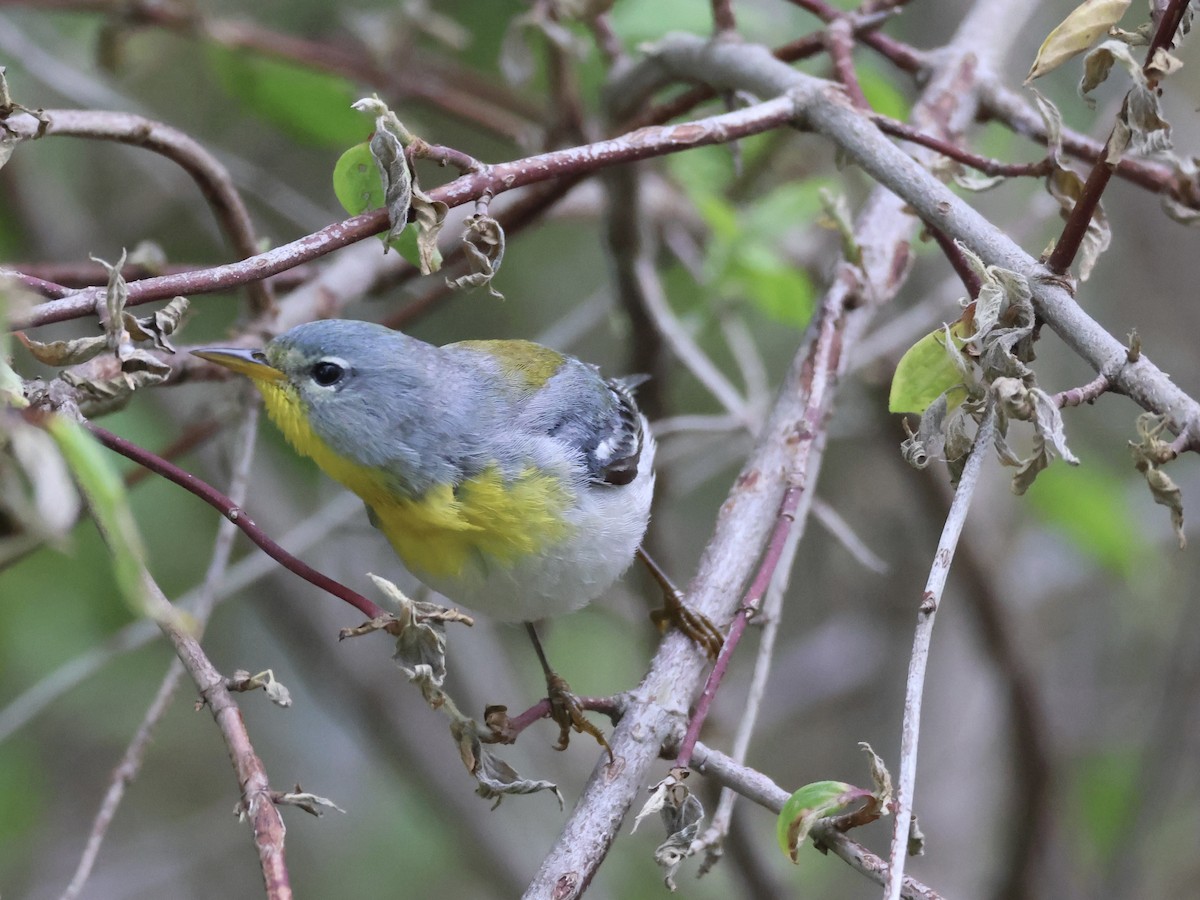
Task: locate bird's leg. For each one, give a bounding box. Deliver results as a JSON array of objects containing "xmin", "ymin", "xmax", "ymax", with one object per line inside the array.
[
  {"xmin": 638, "ymin": 548, "xmax": 724, "ymax": 658},
  {"xmin": 525, "ymin": 621, "xmax": 612, "ymax": 759}
]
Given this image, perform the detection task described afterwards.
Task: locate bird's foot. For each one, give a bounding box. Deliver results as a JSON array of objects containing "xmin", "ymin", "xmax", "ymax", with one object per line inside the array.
[
  {"xmin": 639, "ymin": 548, "xmax": 724, "ymax": 658},
  {"xmin": 650, "ymin": 587, "xmax": 724, "ymax": 658},
  {"xmin": 546, "ymin": 672, "xmax": 612, "ymax": 761}
]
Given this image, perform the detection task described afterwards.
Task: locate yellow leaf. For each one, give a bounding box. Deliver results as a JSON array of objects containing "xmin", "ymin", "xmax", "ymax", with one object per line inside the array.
[{"xmin": 1027, "ymin": 0, "xmax": 1131, "ymax": 82}]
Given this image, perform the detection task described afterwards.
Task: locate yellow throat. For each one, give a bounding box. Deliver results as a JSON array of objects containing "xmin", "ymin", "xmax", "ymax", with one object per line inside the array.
[{"xmin": 253, "ymin": 380, "xmax": 573, "ymax": 578}]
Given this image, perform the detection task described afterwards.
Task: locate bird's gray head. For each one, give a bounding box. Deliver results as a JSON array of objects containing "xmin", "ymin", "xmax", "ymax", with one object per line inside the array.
[{"xmin": 260, "ymin": 320, "xmax": 483, "ymax": 493}]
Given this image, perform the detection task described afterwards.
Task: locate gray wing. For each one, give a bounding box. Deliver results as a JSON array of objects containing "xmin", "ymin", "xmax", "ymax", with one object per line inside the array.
[
  {"xmin": 523, "ymin": 361, "xmax": 648, "ymax": 487},
  {"xmin": 587, "ymin": 376, "xmax": 646, "ymax": 486}
]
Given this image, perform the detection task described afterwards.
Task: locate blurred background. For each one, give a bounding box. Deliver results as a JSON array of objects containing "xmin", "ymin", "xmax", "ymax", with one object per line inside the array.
[{"xmin": 3, "ymin": 0, "xmax": 1200, "ymax": 897}]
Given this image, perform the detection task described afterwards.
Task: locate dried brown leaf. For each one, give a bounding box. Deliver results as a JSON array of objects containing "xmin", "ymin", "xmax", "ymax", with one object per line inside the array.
[
  {"xmin": 412, "ymin": 187, "xmax": 447, "ymax": 276},
  {"xmin": 446, "ymin": 215, "xmax": 506, "ymax": 297},
  {"xmin": 1027, "ymin": 0, "xmax": 1132, "ymax": 82},
  {"xmin": 122, "ymin": 296, "xmax": 189, "ymax": 353},
  {"xmin": 18, "ymin": 332, "xmax": 109, "ymax": 367}
]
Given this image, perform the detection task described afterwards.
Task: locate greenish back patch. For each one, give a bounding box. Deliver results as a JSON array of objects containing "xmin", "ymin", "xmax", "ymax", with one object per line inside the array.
[{"xmin": 453, "ymin": 340, "xmax": 564, "ymax": 392}]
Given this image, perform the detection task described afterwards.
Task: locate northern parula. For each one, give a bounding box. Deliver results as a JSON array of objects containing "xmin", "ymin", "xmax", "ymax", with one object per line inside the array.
[{"xmin": 193, "ymin": 319, "xmax": 655, "ymax": 624}]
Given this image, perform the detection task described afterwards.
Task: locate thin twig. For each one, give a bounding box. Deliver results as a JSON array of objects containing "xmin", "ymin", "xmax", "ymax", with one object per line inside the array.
[
  {"xmin": 785, "ymin": 0, "xmax": 924, "ymax": 73},
  {"xmin": 0, "ymin": 493, "xmax": 366, "ymax": 744},
  {"xmin": 543, "ymin": 1, "xmax": 588, "ymax": 147},
  {"xmin": 1053, "ymin": 373, "xmax": 1111, "ymax": 408},
  {"xmin": 0, "ymin": 270, "xmax": 71, "ymax": 298},
  {"xmin": 718, "ymin": 314, "xmax": 770, "ymax": 419},
  {"xmin": 911, "ymin": 459, "xmax": 1055, "ymax": 900},
  {"xmin": 143, "ymin": 570, "xmax": 291, "ymax": 898},
  {"xmin": 84, "ymin": 423, "xmax": 387, "ymax": 620},
  {"xmin": 676, "ymin": 268, "xmax": 854, "ymax": 770},
  {"xmin": 811, "ymin": 497, "xmax": 889, "ymax": 574},
  {"xmin": 886, "ymin": 402, "xmax": 996, "ymax": 900},
  {"xmin": 690, "ymin": 743, "xmax": 943, "ymax": 900},
  {"xmin": 981, "ymin": 82, "xmax": 1200, "ymax": 207},
  {"xmin": 618, "ymin": 7, "xmax": 912, "ymax": 131},
  {"xmin": 693, "ymin": 524, "xmax": 804, "ymax": 873},
  {"xmin": 633, "ymin": 254, "xmax": 753, "ymax": 426},
  {"xmin": 826, "ymin": 17, "xmax": 870, "ymax": 109},
  {"xmin": 874, "ymin": 115, "xmax": 1055, "ymax": 179},
  {"xmin": 60, "ymin": 403, "xmax": 262, "ymax": 900},
  {"xmin": 409, "ymin": 141, "xmax": 485, "ymax": 175},
  {"xmin": 601, "ymin": 164, "xmax": 670, "ymax": 418},
  {"xmin": 926, "ymin": 224, "xmax": 984, "ymax": 299},
  {"xmin": 59, "ymin": 654, "xmax": 187, "ymax": 900}
]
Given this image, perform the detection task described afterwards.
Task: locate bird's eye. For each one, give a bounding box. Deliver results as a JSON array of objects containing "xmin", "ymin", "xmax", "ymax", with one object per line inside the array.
[{"xmin": 310, "ymin": 359, "xmax": 346, "ymax": 387}]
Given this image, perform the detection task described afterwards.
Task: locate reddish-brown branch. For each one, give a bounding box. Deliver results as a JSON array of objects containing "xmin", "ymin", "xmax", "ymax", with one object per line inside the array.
[
  {"xmin": 826, "ymin": 18, "xmax": 870, "ymax": 109},
  {"xmin": 409, "ymin": 141, "xmax": 484, "ymax": 176},
  {"xmin": 157, "ymin": 581, "xmax": 292, "ymax": 899},
  {"xmin": 593, "ymin": 15, "xmax": 625, "ymax": 63},
  {"xmin": 711, "ymin": 0, "xmax": 738, "ymax": 34},
  {"xmin": 1046, "ymin": 154, "xmax": 1115, "ymax": 275},
  {"xmin": 7, "ymin": 261, "xmax": 315, "ymax": 292},
  {"xmin": 1053, "ymin": 373, "xmax": 1112, "ymax": 408},
  {"xmin": 787, "ymin": 0, "xmax": 924, "ymax": 73},
  {"xmin": 1145, "ymin": 0, "xmax": 1193, "ymax": 85},
  {"xmin": 982, "ymin": 85, "xmax": 1200, "ymax": 206},
  {"xmin": 675, "ymin": 277, "xmax": 851, "ymax": 769},
  {"xmin": 926, "ymin": 224, "xmax": 983, "ymax": 299},
  {"xmin": 85, "ymin": 423, "xmax": 387, "ymax": 620},
  {"xmin": 123, "ymin": 418, "xmax": 224, "ymax": 488},
  {"xmin": 495, "ymin": 695, "xmax": 623, "ymax": 742},
  {"xmin": 1046, "ymin": 0, "xmax": 1193, "ymax": 275},
  {"xmin": 875, "ymin": 115, "xmax": 1055, "ymax": 178},
  {"xmin": 14, "ymin": 96, "xmax": 799, "ymax": 331},
  {"xmin": 674, "ymin": 483, "xmax": 803, "ymax": 768},
  {"xmin": 1, "ymin": 270, "xmax": 71, "ymax": 299},
  {"xmin": 623, "ymin": 8, "xmax": 904, "ymax": 131}
]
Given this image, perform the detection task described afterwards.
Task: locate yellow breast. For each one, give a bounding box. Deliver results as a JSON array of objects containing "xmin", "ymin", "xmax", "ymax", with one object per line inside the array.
[{"xmin": 255, "ymin": 381, "xmax": 573, "ymax": 578}]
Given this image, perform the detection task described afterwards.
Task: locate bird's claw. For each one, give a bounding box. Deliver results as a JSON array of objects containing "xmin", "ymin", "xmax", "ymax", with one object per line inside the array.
[
  {"xmin": 546, "ymin": 673, "xmax": 612, "ymax": 760},
  {"xmin": 650, "ymin": 587, "xmax": 724, "ymax": 659},
  {"xmin": 638, "ymin": 547, "xmax": 724, "ymax": 658}
]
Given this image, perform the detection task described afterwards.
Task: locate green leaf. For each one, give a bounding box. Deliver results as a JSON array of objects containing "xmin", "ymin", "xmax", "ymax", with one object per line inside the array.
[
  {"xmin": 207, "ymin": 46, "xmax": 366, "ymax": 147},
  {"xmin": 332, "ymin": 141, "xmax": 383, "ymax": 215},
  {"xmin": 776, "ymin": 780, "xmax": 858, "ymax": 862},
  {"xmin": 1026, "ymin": 462, "xmax": 1145, "ymax": 575},
  {"xmin": 332, "ymin": 142, "xmax": 430, "ymax": 270},
  {"xmin": 45, "ymin": 418, "xmax": 150, "ymax": 617},
  {"xmin": 888, "ymin": 322, "xmax": 970, "ymax": 414}
]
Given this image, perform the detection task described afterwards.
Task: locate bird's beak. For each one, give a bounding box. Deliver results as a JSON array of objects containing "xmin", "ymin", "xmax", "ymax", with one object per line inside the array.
[{"xmin": 191, "ymin": 347, "xmax": 286, "ymax": 383}]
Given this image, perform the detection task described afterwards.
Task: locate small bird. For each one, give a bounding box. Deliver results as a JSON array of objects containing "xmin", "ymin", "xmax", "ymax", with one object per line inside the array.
[
  {"xmin": 196, "ymin": 319, "xmax": 654, "ymax": 620},
  {"xmin": 194, "ymin": 319, "xmax": 686, "ymax": 746}
]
